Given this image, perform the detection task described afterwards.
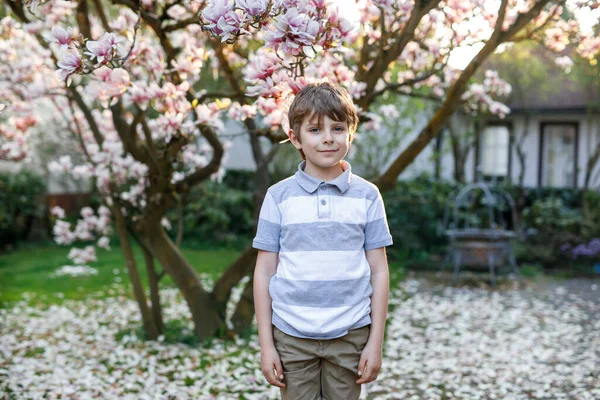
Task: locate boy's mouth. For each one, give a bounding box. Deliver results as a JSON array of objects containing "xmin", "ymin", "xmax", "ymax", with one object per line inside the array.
[{"xmin": 319, "ymin": 149, "xmax": 338, "ymax": 153}]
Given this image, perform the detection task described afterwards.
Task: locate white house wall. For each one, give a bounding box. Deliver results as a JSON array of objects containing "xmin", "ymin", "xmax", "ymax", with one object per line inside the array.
[{"xmin": 508, "ymin": 113, "xmax": 600, "ymax": 188}]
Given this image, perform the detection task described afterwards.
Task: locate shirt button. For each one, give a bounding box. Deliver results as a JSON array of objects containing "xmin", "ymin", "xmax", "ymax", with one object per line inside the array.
[{"xmin": 321, "ymin": 199, "xmax": 326, "ymax": 205}]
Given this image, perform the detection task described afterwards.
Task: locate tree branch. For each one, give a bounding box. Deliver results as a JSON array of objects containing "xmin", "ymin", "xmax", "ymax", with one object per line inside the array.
[
  {"xmin": 76, "ymin": 0, "xmax": 92, "ymax": 39},
  {"xmin": 356, "ymin": 0, "xmax": 443, "ymax": 109},
  {"xmin": 68, "ymin": 87, "xmax": 104, "ymax": 146},
  {"xmin": 163, "ymin": 16, "xmax": 200, "ymax": 33},
  {"xmin": 502, "ymin": 0, "xmax": 559, "ymax": 41},
  {"xmin": 509, "ymin": 2, "xmax": 563, "ymax": 42},
  {"xmin": 5, "ymin": 0, "xmax": 30, "ymax": 23},
  {"xmin": 174, "ymin": 124, "xmax": 224, "ymax": 192},
  {"xmin": 374, "ymin": 0, "xmax": 534, "ymax": 190},
  {"xmin": 92, "ymin": 0, "xmax": 112, "ymax": 32},
  {"xmin": 110, "ymin": 98, "xmax": 147, "ymax": 163},
  {"xmin": 196, "ymin": 91, "xmax": 245, "ymax": 104}
]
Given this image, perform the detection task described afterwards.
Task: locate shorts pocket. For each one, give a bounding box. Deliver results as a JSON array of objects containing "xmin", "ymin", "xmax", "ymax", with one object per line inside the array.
[
  {"xmin": 273, "ymin": 325, "xmax": 286, "ymax": 348},
  {"xmin": 346, "ymin": 325, "xmax": 370, "ymax": 351},
  {"xmin": 283, "ymin": 358, "xmax": 320, "ymax": 375}
]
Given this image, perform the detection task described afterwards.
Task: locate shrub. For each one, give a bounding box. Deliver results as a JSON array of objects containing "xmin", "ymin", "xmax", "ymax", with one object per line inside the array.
[
  {"xmin": 172, "ymin": 171, "xmax": 254, "ymax": 247},
  {"xmin": 0, "ymin": 170, "xmax": 46, "ymax": 249},
  {"xmin": 383, "ymin": 176, "xmax": 456, "ymax": 261}
]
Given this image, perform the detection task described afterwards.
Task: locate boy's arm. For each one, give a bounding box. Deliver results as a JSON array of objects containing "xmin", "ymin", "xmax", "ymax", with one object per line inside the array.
[
  {"xmin": 365, "ymin": 246, "xmax": 389, "ymax": 346},
  {"xmin": 253, "ymin": 249, "xmax": 286, "ymax": 388},
  {"xmin": 254, "ymin": 250, "xmax": 278, "ymax": 348},
  {"xmin": 356, "ymin": 246, "xmax": 389, "ymax": 384}
]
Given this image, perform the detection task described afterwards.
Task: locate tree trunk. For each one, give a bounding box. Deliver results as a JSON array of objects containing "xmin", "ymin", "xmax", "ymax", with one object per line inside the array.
[
  {"xmin": 225, "ymin": 123, "xmax": 272, "ymax": 334},
  {"xmin": 141, "ymin": 219, "xmax": 227, "ymax": 340},
  {"xmin": 583, "ymin": 116, "xmax": 600, "ymax": 190},
  {"xmin": 584, "ymin": 145, "xmax": 600, "ymax": 191},
  {"xmin": 143, "ymin": 246, "xmax": 164, "ymax": 335},
  {"xmin": 447, "ymin": 121, "xmax": 465, "ymax": 183},
  {"xmin": 212, "ymin": 246, "xmax": 257, "ymax": 317},
  {"xmin": 434, "ymin": 130, "xmax": 444, "ymax": 181},
  {"xmin": 231, "ymin": 275, "xmax": 256, "ymax": 335},
  {"xmin": 112, "ymin": 205, "xmax": 159, "ymax": 340}
]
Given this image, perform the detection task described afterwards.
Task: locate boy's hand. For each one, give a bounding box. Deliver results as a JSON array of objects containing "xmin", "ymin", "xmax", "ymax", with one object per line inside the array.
[
  {"xmin": 355, "ymin": 341, "xmax": 383, "ymax": 384},
  {"xmin": 261, "ymin": 345, "xmax": 286, "ymax": 388}
]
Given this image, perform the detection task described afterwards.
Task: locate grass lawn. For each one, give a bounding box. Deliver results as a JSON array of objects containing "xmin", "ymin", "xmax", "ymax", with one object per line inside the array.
[
  {"xmin": 0, "ymin": 241, "xmax": 407, "ymax": 309},
  {"xmin": 0, "ymin": 241, "xmax": 242, "ymax": 308}
]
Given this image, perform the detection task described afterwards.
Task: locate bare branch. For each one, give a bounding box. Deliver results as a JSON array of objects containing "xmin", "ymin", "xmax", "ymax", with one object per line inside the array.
[
  {"xmin": 502, "ymin": 0, "xmax": 559, "ymax": 41},
  {"xmin": 92, "ymin": 0, "xmax": 111, "ymax": 32},
  {"xmin": 210, "ymin": 39, "xmax": 245, "ymax": 100},
  {"xmin": 175, "ymin": 194, "xmax": 184, "ymax": 247},
  {"xmin": 68, "ymin": 87, "xmax": 104, "ymax": 146},
  {"xmin": 510, "ymin": 2, "xmax": 563, "ymax": 42},
  {"xmin": 163, "ymin": 16, "xmax": 200, "ymax": 33},
  {"xmin": 174, "ymin": 124, "xmax": 224, "ymax": 192},
  {"xmin": 196, "ymin": 91, "xmax": 245, "ymax": 104},
  {"xmin": 5, "ymin": 0, "xmax": 31, "ymax": 23},
  {"xmin": 76, "ymin": 0, "xmax": 92, "ymax": 39},
  {"xmin": 110, "ymin": 98, "xmax": 147, "ymax": 162}
]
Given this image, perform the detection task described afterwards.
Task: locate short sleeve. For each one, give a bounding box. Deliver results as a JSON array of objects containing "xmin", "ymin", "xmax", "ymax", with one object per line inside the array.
[
  {"xmin": 252, "ymin": 190, "xmax": 282, "ymax": 252},
  {"xmin": 364, "ymin": 188, "xmax": 393, "ymax": 250}
]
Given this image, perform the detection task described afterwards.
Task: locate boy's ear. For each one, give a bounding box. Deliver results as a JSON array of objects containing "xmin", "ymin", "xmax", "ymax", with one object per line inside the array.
[{"xmin": 288, "ymin": 129, "xmax": 302, "ymax": 149}]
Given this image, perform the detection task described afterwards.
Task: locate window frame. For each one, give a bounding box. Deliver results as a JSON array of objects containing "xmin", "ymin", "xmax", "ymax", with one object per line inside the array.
[
  {"xmin": 537, "ymin": 121, "xmax": 579, "ymax": 188},
  {"xmin": 474, "ymin": 121, "xmax": 513, "ymax": 183}
]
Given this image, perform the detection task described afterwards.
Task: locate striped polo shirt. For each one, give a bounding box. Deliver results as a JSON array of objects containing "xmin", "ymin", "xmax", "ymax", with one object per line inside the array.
[{"xmin": 252, "ymin": 160, "xmax": 393, "ymax": 339}]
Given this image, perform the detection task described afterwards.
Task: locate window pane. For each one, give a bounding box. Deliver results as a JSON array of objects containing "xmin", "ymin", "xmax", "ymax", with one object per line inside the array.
[
  {"xmin": 542, "ymin": 124, "xmax": 576, "ymax": 188},
  {"xmin": 481, "ymin": 125, "xmax": 509, "ymax": 177}
]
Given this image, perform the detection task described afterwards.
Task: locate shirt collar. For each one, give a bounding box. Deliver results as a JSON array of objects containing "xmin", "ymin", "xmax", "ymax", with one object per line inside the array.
[{"xmin": 295, "ymin": 160, "xmax": 352, "ymax": 193}]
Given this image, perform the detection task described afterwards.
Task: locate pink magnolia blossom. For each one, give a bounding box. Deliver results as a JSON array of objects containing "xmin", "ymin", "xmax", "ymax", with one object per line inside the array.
[
  {"xmin": 68, "ymin": 246, "xmax": 97, "ymax": 265},
  {"xmin": 53, "ymin": 220, "xmax": 76, "ymax": 245},
  {"xmin": 84, "ymin": 32, "xmax": 119, "ymax": 64},
  {"xmin": 167, "ymin": 4, "xmax": 192, "ymax": 20},
  {"xmin": 127, "ymin": 82, "xmax": 153, "ymax": 110},
  {"xmin": 48, "ymin": 155, "xmax": 74, "ymax": 174},
  {"xmin": 87, "ymin": 67, "xmax": 131, "ymax": 106},
  {"xmin": 97, "ymin": 236, "xmax": 111, "ymax": 250},
  {"xmin": 50, "ymin": 26, "xmax": 75, "ymax": 50},
  {"xmin": 489, "ymin": 101, "xmax": 510, "ymax": 119},
  {"xmin": 243, "ymin": 49, "xmax": 280, "ymax": 82},
  {"xmin": 264, "ymin": 7, "xmax": 320, "ymax": 56},
  {"xmin": 0, "ymin": 135, "xmax": 28, "ymax": 161},
  {"xmin": 55, "ymin": 49, "xmax": 82, "ymax": 81},
  {"xmin": 202, "ymin": 0, "xmax": 241, "ymax": 42},
  {"xmin": 238, "ymin": 0, "xmax": 269, "ymax": 17},
  {"xmin": 51, "ymin": 206, "xmax": 66, "ymax": 219}
]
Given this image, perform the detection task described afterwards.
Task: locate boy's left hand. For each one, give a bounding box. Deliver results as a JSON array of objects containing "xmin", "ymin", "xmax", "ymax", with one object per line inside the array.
[{"xmin": 355, "ymin": 341, "xmax": 382, "ymax": 384}]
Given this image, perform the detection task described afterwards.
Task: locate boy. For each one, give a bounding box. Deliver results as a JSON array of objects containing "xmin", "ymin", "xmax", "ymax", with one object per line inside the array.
[{"xmin": 252, "ymin": 82, "xmax": 393, "ymax": 400}]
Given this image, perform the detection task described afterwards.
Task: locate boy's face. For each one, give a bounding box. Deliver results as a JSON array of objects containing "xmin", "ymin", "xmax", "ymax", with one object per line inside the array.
[{"xmin": 289, "ymin": 113, "xmax": 352, "ymax": 171}]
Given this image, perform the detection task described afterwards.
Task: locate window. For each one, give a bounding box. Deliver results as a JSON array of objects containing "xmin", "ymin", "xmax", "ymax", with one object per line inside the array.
[
  {"xmin": 479, "ymin": 125, "xmax": 510, "ymax": 182},
  {"xmin": 540, "ymin": 123, "xmax": 578, "ymax": 188}
]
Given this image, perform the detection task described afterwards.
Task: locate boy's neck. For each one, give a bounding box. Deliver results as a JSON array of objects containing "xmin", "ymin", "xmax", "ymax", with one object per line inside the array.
[{"xmin": 303, "ymin": 160, "xmax": 347, "ymax": 182}]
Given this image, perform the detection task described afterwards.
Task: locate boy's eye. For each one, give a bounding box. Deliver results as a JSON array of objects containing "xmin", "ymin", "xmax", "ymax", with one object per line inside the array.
[
  {"xmin": 308, "ymin": 127, "xmax": 319, "ymax": 133},
  {"xmin": 334, "ymin": 127, "xmax": 345, "ymax": 131}
]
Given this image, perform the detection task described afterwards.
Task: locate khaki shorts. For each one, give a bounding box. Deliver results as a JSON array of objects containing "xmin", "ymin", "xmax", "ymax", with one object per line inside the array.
[{"xmin": 272, "ymin": 324, "xmax": 371, "ymax": 400}]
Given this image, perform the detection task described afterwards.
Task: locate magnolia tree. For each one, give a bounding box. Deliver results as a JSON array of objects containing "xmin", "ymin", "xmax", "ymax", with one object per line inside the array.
[{"xmin": 1, "ymin": 0, "xmax": 599, "ymax": 341}]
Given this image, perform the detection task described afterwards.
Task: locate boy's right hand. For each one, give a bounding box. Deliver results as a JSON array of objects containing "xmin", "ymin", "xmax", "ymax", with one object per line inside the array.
[{"xmin": 261, "ymin": 345, "xmax": 286, "ymax": 388}]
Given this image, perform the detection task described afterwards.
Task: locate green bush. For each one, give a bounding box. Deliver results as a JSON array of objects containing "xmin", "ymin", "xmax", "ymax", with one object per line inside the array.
[
  {"xmin": 383, "ymin": 176, "xmax": 456, "ymax": 262},
  {"xmin": 171, "ymin": 168, "xmax": 596, "ymax": 269},
  {"xmin": 173, "ymin": 172, "xmax": 254, "ymax": 246},
  {"xmin": 583, "ymin": 190, "xmax": 600, "ymax": 237},
  {"xmin": 0, "ymin": 170, "xmax": 46, "ymax": 249},
  {"xmin": 521, "ymin": 197, "xmax": 585, "ymax": 238}
]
